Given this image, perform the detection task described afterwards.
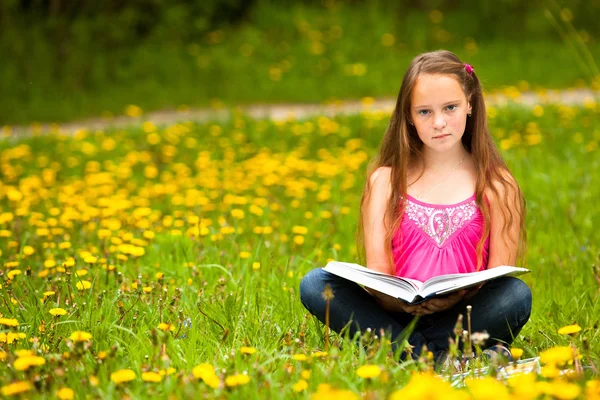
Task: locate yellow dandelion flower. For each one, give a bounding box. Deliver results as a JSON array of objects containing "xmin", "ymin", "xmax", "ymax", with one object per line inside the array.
[
  {"xmin": 22, "ymin": 246, "xmax": 35, "ymax": 256},
  {"xmin": 293, "ymin": 354, "xmax": 308, "ymax": 361},
  {"xmin": 193, "ymin": 364, "xmax": 220, "ymax": 388},
  {"xmin": 312, "ymin": 351, "xmax": 328, "ymax": 358},
  {"xmin": 7, "ymin": 269, "xmax": 21, "ymax": 279},
  {"xmin": 83, "ymin": 255, "xmax": 97, "ymax": 264},
  {"xmin": 143, "ymin": 286, "xmax": 152, "ymax": 293},
  {"xmin": 157, "ymin": 323, "xmax": 175, "ymax": 332},
  {"xmin": 57, "ymin": 387, "xmax": 75, "ymax": 400},
  {"xmin": 160, "ymin": 367, "xmax": 177, "ymax": 376},
  {"xmin": 63, "ymin": 258, "xmax": 75, "ymax": 267},
  {"xmin": 225, "ymin": 374, "xmax": 250, "ymax": 387},
  {"xmin": 506, "ymin": 372, "xmax": 540, "ymax": 399},
  {"xmin": 586, "ymin": 380, "xmax": 600, "ymax": 398},
  {"xmin": 14, "ymin": 355, "xmax": 46, "ymax": 371},
  {"xmin": 301, "ymin": 369, "xmax": 311, "ymax": 379},
  {"xmin": 539, "ymin": 380, "xmax": 581, "ymax": 399},
  {"xmin": 466, "ymin": 376, "xmax": 510, "ymax": 399},
  {"xmin": 540, "ymin": 346, "xmax": 576, "ymax": 366},
  {"xmin": 239, "ymin": 251, "xmax": 251, "ymax": 259},
  {"xmin": 203, "ymin": 373, "xmax": 220, "ymax": 389},
  {"xmin": 76, "ymin": 280, "xmax": 92, "ymax": 290},
  {"xmin": 125, "ymin": 105, "xmax": 143, "ymax": 117},
  {"xmin": 110, "ymin": 369, "xmax": 136, "ymax": 384},
  {"xmin": 69, "ymin": 331, "xmax": 92, "ymax": 342},
  {"xmin": 356, "ymin": 364, "xmax": 381, "ymax": 379},
  {"xmin": 15, "ymin": 350, "xmax": 34, "ymax": 358},
  {"xmin": 142, "ymin": 371, "xmax": 163, "ymax": 382},
  {"xmin": 293, "ymin": 379, "xmax": 308, "ymax": 392},
  {"xmin": 50, "ymin": 308, "xmax": 68, "ymax": 316},
  {"xmin": 1, "ymin": 381, "xmax": 32, "ymax": 396},
  {"xmin": 557, "ymin": 324, "xmax": 581, "ymax": 335},
  {"xmin": 192, "ymin": 363, "xmax": 215, "ymax": 379},
  {"xmin": 389, "ymin": 373, "xmax": 454, "ymax": 400},
  {"xmin": 231, "ymin": 209, "xmax": 245, "ymax": 219},
  {"xmin": 312, "ymin": 384, "xmax": 360, "ymax": 400},
  {"xmin": 252, "ymin": 262, "xmax": 261, "ymax": 270},
  {"xmin": 0, "ymin": 318, "xmax": 19, "ymax": 327},
  {"xmin": 292, "ymin": 226, "xmax": 308, "ymax": 235},
  {"xmin": 240, "ymin": 346, "xmax": 257, "ymax": 355},
  {"xmin": 43, "ymin": 291, "xmax": 56, "ymax": 298},
  {"xmin": 541, "ymin": 364, "xmax": 561, "ymax": 379},
  {"xmin": 510, "ymin": 347, "xmax": 524, "ymax": 359},
  {"xmin": 0, "ymin": 332, "xmax": 26, "ymax": 344}
]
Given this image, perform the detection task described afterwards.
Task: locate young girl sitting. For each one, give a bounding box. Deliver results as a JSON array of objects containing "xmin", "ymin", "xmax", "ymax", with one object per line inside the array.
[{"xmin": 300, "ymin": 50, "xmax": 532, "ymax": 363}]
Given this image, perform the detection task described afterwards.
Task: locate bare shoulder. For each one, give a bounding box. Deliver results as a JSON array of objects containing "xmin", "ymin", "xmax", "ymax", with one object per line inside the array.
[
  {"xmin": 366, "ymin": 166, "xmax": 392, "ymax": 202},
  {"xmin": 369, "ymin": 166, "xmax": 392, "ymax": 186}
]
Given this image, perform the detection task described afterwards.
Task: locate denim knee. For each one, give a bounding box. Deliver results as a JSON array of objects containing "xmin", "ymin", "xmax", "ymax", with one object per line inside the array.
[
  {"xmin": 504, "ymin": 277, "xmax": 532, "ymax": 324},
  {"xmin": 491, "ymin": 277, "xmax": 532, "ymax": 341},
  {"xmin": 299, "ymin": 268, "xmax": 327, "ymax": 313}
]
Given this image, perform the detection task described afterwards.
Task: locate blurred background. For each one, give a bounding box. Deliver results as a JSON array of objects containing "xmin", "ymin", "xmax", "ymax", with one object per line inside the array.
[{"xmin": 1, "ymin": 0, "xmax": 599, "ymax": 125}]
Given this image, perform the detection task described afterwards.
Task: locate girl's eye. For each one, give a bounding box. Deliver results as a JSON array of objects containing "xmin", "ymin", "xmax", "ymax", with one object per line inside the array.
[
  {"xmin": 446, "ymin": 105, "xmax": 457, "ymax": 111},
  {"xmin": 418, "ymin": 110, "xmax": 430, "ymax": 116}
]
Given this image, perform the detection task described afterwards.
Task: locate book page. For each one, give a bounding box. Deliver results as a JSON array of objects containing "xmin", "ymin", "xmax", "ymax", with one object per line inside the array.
[
  {"xmin": 418, "ymin": 266, "xmax": 530, "ymax": 298},
  {"xmin": 322, "ymin": 262, "xmax": 421, "ymax": 303},
  {"xmin": 326, "ymin": 262, "xmax": 424, "ymax": 290}
]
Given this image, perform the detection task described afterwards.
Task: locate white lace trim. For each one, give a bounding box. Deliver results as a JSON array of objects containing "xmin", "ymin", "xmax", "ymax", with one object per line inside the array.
[{"xmin": 405, "ymin": 199, "xmax": 478, "ymax": 246}]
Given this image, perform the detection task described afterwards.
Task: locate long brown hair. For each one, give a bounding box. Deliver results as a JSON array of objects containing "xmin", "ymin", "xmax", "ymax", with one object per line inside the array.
[{"xmin": 356, "ymin": 50, "xmax": 526, "ymax": 270}]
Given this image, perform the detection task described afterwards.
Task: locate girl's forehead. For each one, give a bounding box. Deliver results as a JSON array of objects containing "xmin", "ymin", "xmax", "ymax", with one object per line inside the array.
[{"xmin": 411, "ymin": 73, "xmax": 466, "ymax": 106}]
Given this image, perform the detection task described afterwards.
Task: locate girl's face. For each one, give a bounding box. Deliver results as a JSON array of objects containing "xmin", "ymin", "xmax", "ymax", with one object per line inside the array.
[{"xmin": 409, "ymin": 73, "xmax": 471, "ymax": 153}]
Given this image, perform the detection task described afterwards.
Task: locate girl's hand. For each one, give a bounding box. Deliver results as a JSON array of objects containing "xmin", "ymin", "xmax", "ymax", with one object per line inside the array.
[
  {"xmin": 463, "ymin": 283, "xmax": 484, "ymax": 300},
  {"xmin": 414, "ymin": 290, "xmax": 467, "ymax": 316},
  {"xmin": 366, "ymin": 288, "xmax": 422, "ymax": 314}
]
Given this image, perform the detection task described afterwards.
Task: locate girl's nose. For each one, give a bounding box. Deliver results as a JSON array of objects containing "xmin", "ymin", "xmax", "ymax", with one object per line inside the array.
[{"xmin": 433, "ymin": 113, "xmax": 447, "ymax": 129}]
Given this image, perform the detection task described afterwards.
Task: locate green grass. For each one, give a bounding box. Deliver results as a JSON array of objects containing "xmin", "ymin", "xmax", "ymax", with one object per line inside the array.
[
  {"xmin": 2, "ymin": 1, "xmax": 600, "ymax": 125},
  {"xmin": 0, "ymin": 103, "xmax": 599, "ymax": 398}
]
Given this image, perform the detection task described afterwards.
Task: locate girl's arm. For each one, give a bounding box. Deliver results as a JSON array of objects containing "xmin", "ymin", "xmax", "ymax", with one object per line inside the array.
[
  {"xmin": 486, "ymin": 173, "xmax": 522, "ymax": 268},
  {"xmin": 363, "ymin": 167, "xmax": 421, "ymax": 314},
  {"xmin": 362, "ymin": 167, "xmax": 395, "ymax": 275}
]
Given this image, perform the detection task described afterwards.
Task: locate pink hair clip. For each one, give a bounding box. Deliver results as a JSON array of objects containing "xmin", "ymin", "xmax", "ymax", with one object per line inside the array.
[{"xmin": 464, "ymin": 63, "xmax": 475, "ymax": 75}]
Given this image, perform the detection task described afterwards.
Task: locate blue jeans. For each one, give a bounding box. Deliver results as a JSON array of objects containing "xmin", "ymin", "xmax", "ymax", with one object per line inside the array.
[{"xmin": 300, "ymin": 268, "xmax": 532, "ymax": 360}]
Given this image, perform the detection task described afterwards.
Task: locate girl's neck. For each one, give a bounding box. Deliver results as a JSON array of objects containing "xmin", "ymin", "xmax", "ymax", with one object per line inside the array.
[{"xmin": 421, "ymin": 145, "xmax": 469, "ymax": 172}]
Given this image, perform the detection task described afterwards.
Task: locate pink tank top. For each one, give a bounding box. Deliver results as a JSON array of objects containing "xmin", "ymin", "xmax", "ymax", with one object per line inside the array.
[{"xmin": 392, "ymin": 194, "xmax": 489, "ymax": 281}]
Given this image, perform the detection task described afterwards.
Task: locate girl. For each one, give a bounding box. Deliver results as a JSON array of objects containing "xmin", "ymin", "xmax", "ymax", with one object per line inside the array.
[{"xmin": 300, "ymin": 50, "xmax": 532, "ymax": 363}]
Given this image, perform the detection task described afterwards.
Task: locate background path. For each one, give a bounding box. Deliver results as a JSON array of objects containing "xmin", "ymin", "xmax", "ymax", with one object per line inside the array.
[{"xmin": 4, "ymin": 88, "xmax": 599, "ymax": 139}]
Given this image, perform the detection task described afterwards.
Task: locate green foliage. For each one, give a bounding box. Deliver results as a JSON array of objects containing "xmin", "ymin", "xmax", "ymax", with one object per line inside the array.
[{"xmin": 1, "ymin": 0, "xmax": 599, "ymax": 124}]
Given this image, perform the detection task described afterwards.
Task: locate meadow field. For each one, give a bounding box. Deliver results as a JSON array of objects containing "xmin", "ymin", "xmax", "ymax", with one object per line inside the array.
[{"xmin": 1, "ymin": 100, "xmax": 600, "ymax": 398}]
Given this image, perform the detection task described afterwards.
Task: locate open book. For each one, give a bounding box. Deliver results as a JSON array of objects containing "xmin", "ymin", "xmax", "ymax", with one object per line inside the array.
[{"xmin": 322, "ymin": 261, "xmax": 530, "ymax": 304}]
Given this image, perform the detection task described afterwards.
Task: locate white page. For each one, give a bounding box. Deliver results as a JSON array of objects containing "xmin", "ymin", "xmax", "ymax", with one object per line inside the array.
[
  {"xmin": 322, "ymin": 263, "xmax": 419, "ymax": 303},
  {"xmin": 419, "ymin": 266, "xmax": 530, "ymax": 298},
  {"xmin": 326, "ymin": 262, "xmax": 424, "ymax": 290}
]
